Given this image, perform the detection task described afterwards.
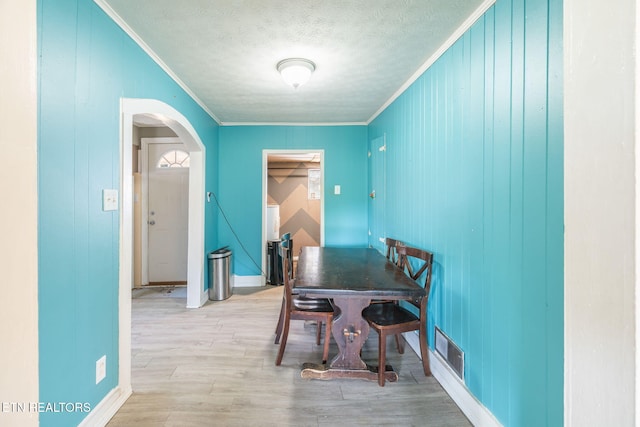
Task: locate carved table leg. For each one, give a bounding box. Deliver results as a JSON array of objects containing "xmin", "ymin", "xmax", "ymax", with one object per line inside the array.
[
  {"xmin": 329, "ymin": 296, "xmax": 370, "ymax": 369},
  {"xmin": 300, "ymin": 296, "xmax": 398, "ymax": 384}
]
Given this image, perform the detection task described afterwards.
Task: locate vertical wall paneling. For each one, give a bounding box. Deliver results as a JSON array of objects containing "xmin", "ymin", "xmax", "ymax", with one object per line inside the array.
[
  {"xmin": 367, "ymin": 0, "xmax": 563, "ymax": 425},
  {"xmin": 37, "ymin": 0, "xmax": 220, "ymax": 425},
  {"xmin": 488, "ymin": 0, "xmax": 512, "ymax": 415},
  {"xmin": 507, "ymin": 0, "xmax": 526, "ymax": 421},
  {"xmin": 545, "ymin": 0, "xmax": 564, "ymax": 422}
]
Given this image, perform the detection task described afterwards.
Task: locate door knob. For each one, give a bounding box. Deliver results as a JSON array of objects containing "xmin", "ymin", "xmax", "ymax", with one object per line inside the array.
[{"xmin": 149, "ymin": 220, "xmax": 156, "ymax": 225}]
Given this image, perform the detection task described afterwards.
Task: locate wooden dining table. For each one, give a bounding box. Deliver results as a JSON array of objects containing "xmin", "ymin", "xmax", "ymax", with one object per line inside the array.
[{"xmin": 294, "ymin": 246, "xmax": 426, "ymax": 383}]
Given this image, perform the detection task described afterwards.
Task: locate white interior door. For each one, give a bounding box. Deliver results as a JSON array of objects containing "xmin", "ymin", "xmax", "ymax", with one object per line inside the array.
[{"xmin": 147, "ymin": 142, "xmax": 189, "ymax": 283}]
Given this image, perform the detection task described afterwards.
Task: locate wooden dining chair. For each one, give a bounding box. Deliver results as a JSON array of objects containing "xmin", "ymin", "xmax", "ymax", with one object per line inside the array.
[
  {"xmin": 274, "ymin": 244, "xmax": 334, "ymax": 366},
  {"xmin": 371, "ymin": 237, "xmax": 405, "ymax": 312},
  {"xmin": 274, "ymin": 234, "xmax": 294, "ymax": 339},
  {"xmin": 384, "ymin": 237, "xmax": 404, "ymax": 266},
  {"xmin": 272, "ymin": 239, "xmax": 324, "ymax": 345},
  {"xmin": 362, "ymin": 245, "xmax": 433, "ymax": 386},
  {"xmin": 280, "ymin": 232, "xmax": 293, "ymax": 277}
]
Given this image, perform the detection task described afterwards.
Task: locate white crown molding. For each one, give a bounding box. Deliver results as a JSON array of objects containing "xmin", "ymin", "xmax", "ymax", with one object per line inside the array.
[
  {"xmin": 93, "ymin": 0, "xmax": 222, "ymax": 125},
  {"xmin": 96, "ymin": 0, "xmax": 494, "ymax": 127},
  {"xmin": 221, "ymin": 121, "xmax": 367, "ymax": 127},
  {"xmin": 367, "ymin": 0, "xmax": 497, "ymax": 124}
]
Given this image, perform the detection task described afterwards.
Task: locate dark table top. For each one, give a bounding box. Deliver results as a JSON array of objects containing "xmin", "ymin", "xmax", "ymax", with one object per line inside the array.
[{"xmin": 294, "ymin": 247, "xmax": 426, "ymax": 299}]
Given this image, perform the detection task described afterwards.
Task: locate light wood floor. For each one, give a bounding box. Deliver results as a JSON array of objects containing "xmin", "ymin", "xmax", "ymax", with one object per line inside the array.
[{"xmin": 107, "ymin": 286, "xmax": 471, "ymax": 427}]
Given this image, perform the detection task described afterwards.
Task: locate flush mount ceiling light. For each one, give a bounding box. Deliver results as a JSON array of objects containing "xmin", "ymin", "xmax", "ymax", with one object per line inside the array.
[{"xmin": 277, "ymin": 58, "xmax": 316, "ymax": 89}]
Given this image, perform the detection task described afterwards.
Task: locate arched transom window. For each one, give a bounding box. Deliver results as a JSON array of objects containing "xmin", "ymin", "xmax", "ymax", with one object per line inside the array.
[{"xmin": 157, "ymin": 149, "xmax": 190, "ymax": 168}]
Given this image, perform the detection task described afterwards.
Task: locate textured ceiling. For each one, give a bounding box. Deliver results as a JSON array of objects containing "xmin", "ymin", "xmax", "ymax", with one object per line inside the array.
[{"xmin": 100, "ymin": 0, "xmax": 487, "ymax": 124}]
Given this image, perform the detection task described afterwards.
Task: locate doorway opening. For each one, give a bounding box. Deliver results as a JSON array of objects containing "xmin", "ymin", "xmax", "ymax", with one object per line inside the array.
[
  {"xmin": 262, "ymin": 150, "xmax": 324, "ymax": 284},
  {"xmin": 118, "ymin": 98, "xmax": 208, "ymax": 400}
]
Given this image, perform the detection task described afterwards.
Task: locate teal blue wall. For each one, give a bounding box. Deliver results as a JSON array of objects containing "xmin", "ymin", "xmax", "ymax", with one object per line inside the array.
[
  {"xmin": 38, "ymin": 0, "xmax": 562, "ymax": 425},
  {"xmin": 218, "ymin": 126, "xmax": 368, "ymax": 276},
  {"xmin": 368, "ymin": 0, "xmax": 563, "ymax": 425},
  {"xmin": 37, "ymin": 0, "xmax": 219, "ymax": 425}
]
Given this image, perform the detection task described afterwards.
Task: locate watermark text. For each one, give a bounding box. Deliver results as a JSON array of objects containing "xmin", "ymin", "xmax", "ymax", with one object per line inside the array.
[{"xmin": 1, "ymin": 402, "xmax": 91, "ymax": 414}]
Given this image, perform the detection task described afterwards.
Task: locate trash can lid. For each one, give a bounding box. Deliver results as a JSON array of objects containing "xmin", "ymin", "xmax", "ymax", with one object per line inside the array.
[{"xmin": 208, "ymin": 247, "xmax": 231, "ymax": 259}]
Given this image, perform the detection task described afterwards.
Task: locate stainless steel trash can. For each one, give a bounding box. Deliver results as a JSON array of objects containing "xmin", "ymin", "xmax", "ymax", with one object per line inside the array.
[{"xmin": 208, "ymin": 247, "xmax": 231, "ymax": 301}]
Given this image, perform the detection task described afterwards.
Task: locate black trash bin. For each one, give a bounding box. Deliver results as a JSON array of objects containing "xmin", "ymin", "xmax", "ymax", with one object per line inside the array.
[{"xmin": 208, "ymin": 247, "xmax": 232, "ymax": 301}]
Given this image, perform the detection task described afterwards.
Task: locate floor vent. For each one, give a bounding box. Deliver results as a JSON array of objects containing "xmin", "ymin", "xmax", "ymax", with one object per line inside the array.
[{"xmin": 434, "ymin": 326, "xmax": 464, "ymax": 381}]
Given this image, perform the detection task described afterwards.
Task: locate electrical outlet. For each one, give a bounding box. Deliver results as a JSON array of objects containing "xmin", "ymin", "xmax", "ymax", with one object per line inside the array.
[
  {"xmin": 102, "ymin": 189, "xmax": 118, "ymax": 211},
  {"xmin": 96, "ymin": 355, "xmax": 106, "ymax": 384}
]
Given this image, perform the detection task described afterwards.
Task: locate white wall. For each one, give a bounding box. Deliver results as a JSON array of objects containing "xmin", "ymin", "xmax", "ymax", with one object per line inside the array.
[
  {"xmin": 564, "ymin": 0, "xmax": 636, "ymax": 425},
  {"xmin": 0, "ymin": 1, "xmax": 39, "ymax": 426}
]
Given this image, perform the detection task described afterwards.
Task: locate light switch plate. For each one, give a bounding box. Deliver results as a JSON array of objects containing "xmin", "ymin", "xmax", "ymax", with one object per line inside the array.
[
  {"xmin": 334, "ymin": 185, "xmax": 341, "ymax": 195},
  {"xmin": 103, "ymin": 189, "xmax": 118, "ymax": 211}
]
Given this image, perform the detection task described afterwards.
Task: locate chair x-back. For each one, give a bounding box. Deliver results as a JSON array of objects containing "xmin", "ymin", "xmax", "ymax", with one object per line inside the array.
[
  {"xmin": 384, "ymin": 237, "xmax": 404, "ymax": 266},
  {"xmin": 372, "ymin": 237, "xmax": 405, "ymax": 309}
]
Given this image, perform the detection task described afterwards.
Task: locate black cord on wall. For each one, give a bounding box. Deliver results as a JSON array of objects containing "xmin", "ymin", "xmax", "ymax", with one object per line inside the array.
[{"xmin": 209, "ymin": 191, "xmax": 266, "ymax": 277}]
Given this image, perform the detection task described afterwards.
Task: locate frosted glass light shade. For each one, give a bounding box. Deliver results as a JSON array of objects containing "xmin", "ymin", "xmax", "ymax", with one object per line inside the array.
[{"xmin": 277, "ymin": 58, "xmax": 315, "ymax": 89}]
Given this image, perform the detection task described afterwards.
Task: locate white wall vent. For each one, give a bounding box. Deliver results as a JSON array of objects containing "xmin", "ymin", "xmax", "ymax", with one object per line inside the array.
[{"xmin": 435, "ymin": 326, "xmax": 464, "ymax": 381}]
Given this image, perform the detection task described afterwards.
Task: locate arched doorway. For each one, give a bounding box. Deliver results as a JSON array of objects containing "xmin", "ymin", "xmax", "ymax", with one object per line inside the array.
[{"xmin": 118, "ymin": 98, "xmax": 207, "ymax": 398}]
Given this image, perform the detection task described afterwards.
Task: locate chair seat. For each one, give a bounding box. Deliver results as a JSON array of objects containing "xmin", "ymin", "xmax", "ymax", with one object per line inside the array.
[
  {"xmin": 293, "ymin": 296, "xmax": 333, "ymax": 312},
  {"xmin": 362, "ymin": 302, "xmax": 418, "ymax": 326}
]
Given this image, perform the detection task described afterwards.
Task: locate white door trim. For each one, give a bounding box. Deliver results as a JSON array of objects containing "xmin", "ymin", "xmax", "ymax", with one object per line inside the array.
[
  {"xmin": 118, "ymin": 98, "xmax": 208, "ymax": 404},
  {"xmin": 261, "ymin": 149, "xmax": 325, "ymax": 283}
]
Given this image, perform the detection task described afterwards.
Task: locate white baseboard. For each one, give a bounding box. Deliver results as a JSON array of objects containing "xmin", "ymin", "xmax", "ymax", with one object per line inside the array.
[
  {"xmin": 232, "ymin": 274, "xmax": 264, "ymax": 288},
  {"xmin": 403, "ymin": 331, "xmax": 502, "ymax": 427},
  {"xmin": 196, "ymin": 289, "xmax": 209, "ymax": 308},
  {"xmin": 78, "ymin": 386, "xmax": 131, "ymax": 427}
]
